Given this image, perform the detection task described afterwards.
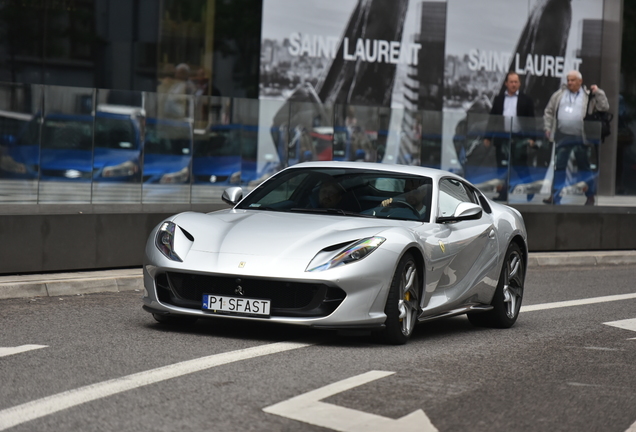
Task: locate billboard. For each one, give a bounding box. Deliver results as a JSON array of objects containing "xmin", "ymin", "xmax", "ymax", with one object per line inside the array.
[{"xmin": 258, "ymin": 0, "xmax": 605, "ymax": 174}]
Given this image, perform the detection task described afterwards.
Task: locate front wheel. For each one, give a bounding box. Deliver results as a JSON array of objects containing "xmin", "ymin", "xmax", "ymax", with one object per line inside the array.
[
  {"xmin": 468, "ymin": 242, "xmax": 525, "ymax": 328},
  {"xmin": 378, "ymin": 252, "xmax": 420, "ymax": 345}
]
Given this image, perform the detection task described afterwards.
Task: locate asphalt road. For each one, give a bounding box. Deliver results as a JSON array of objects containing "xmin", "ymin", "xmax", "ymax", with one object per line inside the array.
[{"xmin": 1, "ymin": 264, "xmax": 635, "ymax": 432}]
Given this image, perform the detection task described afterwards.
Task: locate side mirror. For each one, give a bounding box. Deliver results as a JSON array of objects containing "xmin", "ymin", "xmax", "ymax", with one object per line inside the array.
[
  {"xmin": 222, "ymin": 186, "xmax": 243, "ymax": 206},
  {"xmin": 437, "ymin": 202, "xmax": 482, "ymax": 223}
]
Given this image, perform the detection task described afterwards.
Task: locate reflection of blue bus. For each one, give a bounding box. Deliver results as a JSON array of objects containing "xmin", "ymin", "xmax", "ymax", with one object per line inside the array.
[
  {"xmin": 0, "ymin": 111, "xmax": 142, "ymax": 182},
  {"xmin": 193, "ymin": 124, "xmax": 242, "ymax": 185},
  {"xmin": 142, "ymin": 118, "xmax": 191, "ymax": 184},
  {"xmin": 192, "ymin": 124, "xmax": 265, "ymax": 185}
]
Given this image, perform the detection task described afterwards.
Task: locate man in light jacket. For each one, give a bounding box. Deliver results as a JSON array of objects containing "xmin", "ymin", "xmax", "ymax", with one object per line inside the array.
[{"xmin": 543, "ymin": 70, "xmax": 609, "ymax": 205}]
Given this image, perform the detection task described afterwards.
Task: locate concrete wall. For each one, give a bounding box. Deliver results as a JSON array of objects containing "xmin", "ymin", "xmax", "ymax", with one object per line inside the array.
[
  {"xmin": 519, "ymin": 206, "xmax": 636, "ymax": 251},
  {"xmin": 1, "ymin": 205, "xmax": 635, "ymax": 274}
]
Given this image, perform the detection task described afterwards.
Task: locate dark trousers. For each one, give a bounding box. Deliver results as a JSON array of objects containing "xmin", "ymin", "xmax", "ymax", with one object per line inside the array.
[{"xmin": 551, "ymin": 133, "xmax": 596, "ymax": 203}]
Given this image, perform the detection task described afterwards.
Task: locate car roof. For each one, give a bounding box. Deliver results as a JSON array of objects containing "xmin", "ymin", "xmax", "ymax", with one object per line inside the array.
[{"xmin": 284, "ymin": 161, "xmax": 464, "ymax": 182}]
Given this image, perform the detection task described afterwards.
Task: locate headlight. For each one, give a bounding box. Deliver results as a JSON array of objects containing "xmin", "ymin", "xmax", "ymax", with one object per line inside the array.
[
  {"xmin": 102, "ymin": 160, "xmax": 138, "ymax": 177},
  {"xmin": 155, "ymin": 222, "xmax": 182, "ymax": 261},
  {"xmin": 160, "ymin": 167, "xmax": 189, "ymax": 184},
  {"xmin": 306, "ymin": 236, "xmax": 385, "ymax": 272}
]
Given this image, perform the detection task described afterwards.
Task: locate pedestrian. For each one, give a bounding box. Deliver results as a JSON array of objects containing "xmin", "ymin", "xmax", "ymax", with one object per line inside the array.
[{"xmin": 543, "ymin": 70, "xmax": 609, "ymax": 205}]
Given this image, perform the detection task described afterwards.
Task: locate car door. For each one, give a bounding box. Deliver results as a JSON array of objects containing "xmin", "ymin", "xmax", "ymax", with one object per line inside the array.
[{"xmin": 428, "ymin": 177, "xmax": 499, "ymax": 307}]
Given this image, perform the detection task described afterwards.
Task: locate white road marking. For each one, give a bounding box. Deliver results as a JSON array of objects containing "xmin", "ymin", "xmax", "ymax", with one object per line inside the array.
[
  {"xmin": 2, "ymin": 292, "xmax": 635, "ymax": 430},
  {"xmin": 604, "ymin": 318, "xmax": 636, "ymax": 340},
  {"xmin": 0, "ymin": 341, "xmax": 311, "ymax": 431},
  {"xmin": 0, "ymin": 345, "xmax": 47, "ymax": 358},
  {"xmin": 521, "ymin": 293, "xmax": 636, "ymax": 313},
  {"xmin": 263, "ymin": 370, "xmax": 437, "ymax": 432}
]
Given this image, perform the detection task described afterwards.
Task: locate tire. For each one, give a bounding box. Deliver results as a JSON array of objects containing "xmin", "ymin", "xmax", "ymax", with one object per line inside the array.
[
  {"xmin": 378, "ymin": 252, "xmax": 420, "ymax": 345},
  {"xmin": 152, "ymin": 313, "xmax": 198, "ymax": 326},
  {"xmin": 468, "ymin": 242, "xmax": 524, "ymax": 328}
]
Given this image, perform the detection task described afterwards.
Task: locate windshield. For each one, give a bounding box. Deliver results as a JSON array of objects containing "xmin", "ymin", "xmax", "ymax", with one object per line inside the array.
[{"xmin": 236, "ymin": 167, "xmax": 433, "ymax": 222}]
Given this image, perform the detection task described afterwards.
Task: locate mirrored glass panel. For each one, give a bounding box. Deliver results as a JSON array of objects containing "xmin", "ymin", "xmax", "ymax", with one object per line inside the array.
[
  {"xmin": 92, "ymin": 89, "xmax": 144, "ymax": 203},
  {"xmin": 458, "ymin": 112, "xmax": 510, "ymax": 200},
  {"xmin": 191, "ymin": 96, "xmax": 236, "ymax": 204},
  {"xmin": 142, "ymin": 91, "xmax": 193, "ymax": 204},
  {"xmin": 0, "ymin": 82, "xmax": 42, "ymax": 203},
  {"xmin": 284, "ymin": 100, "xmax": 333, "ymax": 165},
  {"xmin": 419, "ymin": 110, "xmax": 443, "ymax": 169},
  {"xmin": 544, "ymin": 118, "xmax": 602, "ymax": 205},
  {"xmin": 333, "ymin": 104, "xmax": 387, "ymax": 164},
  {"xmin": 38, "ymin": 85, "xmax": 95, "ymax": 203},
  {"xmin": 616, "ymin": 102, "xmax": 636, "ymax": 195},
  {"xmin": 507, "ymin": 116, "xmax": 553, "ymax": 205},
  {"xmin": 381, "ymin": 107, "xmax": 405, "ymax": 165},
  {"xmin": 235, "ymin": 98, "xmax": 272, "ymax": 188}
]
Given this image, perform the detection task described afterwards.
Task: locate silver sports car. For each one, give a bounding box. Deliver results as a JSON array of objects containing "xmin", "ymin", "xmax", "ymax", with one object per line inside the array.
[{"xmin": 142, "ymin": 161, "xmax": 527, "ymax": 344}]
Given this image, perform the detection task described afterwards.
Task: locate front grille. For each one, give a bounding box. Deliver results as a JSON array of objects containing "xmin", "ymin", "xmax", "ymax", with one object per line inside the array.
[{"xmin": 155, "ymin": 272, "xmax": 346, "ymax": 318}]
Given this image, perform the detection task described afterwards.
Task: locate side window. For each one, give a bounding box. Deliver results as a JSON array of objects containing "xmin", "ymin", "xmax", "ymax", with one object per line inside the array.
[
  {"xmin": 469, "ymin": 185, "xmax": 492, "ymax": 214},
  {"xmin": 438, "ymin": 178, "xmax": 474, "ymax": 217}
]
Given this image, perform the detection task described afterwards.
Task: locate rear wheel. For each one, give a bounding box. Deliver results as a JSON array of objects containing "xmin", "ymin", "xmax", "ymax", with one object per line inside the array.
[
  {"xmin": 468, "ymin": 242, "xmax": 524, "ymax": 328},
  {"xmin": 378, "ymin": 252, "xmax": 420, "ymax": 345}
]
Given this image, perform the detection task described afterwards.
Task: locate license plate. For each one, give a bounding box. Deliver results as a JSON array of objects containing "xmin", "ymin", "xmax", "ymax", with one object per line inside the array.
[{"xmin": 202, "ymin": 294, "xmax": 271, "ymax": 316}]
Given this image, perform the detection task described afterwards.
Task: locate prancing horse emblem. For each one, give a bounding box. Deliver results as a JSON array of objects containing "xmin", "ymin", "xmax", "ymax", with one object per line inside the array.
[
  {"xmin": 235, "ymin": 286, "xmax": 244, "ymax": 296},
  {"xmin": 239, "ymin": 261, "xmax": 246, "ymax": 268}
]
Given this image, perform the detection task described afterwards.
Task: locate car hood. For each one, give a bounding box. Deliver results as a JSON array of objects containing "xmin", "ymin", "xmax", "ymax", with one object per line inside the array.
[{"xmin": 172, "ymin": 209, "xmax": 419, "ymax": 264}]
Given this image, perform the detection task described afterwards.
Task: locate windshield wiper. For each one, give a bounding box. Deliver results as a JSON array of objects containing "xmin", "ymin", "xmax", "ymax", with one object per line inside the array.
[
  {"xmin": 244, "ymin": 205, "xmax": 287, "ymax": 211},
  {"xmin": 289, "ymin": 208, "xmax": 375, "ymax": 218}
]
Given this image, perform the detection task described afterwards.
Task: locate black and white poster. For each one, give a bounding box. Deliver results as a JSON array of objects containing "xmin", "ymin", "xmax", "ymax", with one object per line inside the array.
[{"xmin": 257, "ymin": 0, "xmax": 605, "ymax": 175}]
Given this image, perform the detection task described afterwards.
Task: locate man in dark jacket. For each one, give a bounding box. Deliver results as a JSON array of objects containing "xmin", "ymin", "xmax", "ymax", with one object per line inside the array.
[{"xmin": 485, "ymin": 72, "xmax": 538, "ymax": 201}]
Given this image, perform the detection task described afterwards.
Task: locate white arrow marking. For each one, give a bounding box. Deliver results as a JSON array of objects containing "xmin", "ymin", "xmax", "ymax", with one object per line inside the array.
[
  {"xmin": 603, "ymin": 318, "xmax": 636, "ymax": 340},
  {"xmin": 0, "ymin": 341, "xmax": 310, "ymax": 431},
  {"xmin": 0, "ymin": 345, "xmax": 47, "ymax": 358},
  {"xmin": 263, "ymin": 370, "xmax": 437, "ymax": 432}
]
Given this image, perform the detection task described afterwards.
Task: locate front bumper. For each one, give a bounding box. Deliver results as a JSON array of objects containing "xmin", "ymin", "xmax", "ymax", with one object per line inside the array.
[{"xmin": 141, "ymin": 251, "xmax": 398, "ymax": 328}]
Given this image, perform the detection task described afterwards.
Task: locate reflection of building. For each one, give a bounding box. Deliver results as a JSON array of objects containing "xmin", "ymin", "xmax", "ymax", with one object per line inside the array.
[
  {"xmin": 578, "ymin": 19, "xmax": 603, "ymax": 86},
  {"xmin": 414, "ymin": 1, "xmax": 446, "ymax": 111},
  {"xmin": 399, "ymin": 1, "xmax": 446, "ymax": 166},
  {"xmin": 259, "ymin": 38, "xmax": 326, "ymax": 99}
]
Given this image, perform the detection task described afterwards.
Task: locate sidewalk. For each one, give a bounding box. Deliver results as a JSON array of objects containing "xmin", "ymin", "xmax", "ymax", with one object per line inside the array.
[{"xmin": 1, "ymin": 251, "xmax": 636, "ymax": 300}]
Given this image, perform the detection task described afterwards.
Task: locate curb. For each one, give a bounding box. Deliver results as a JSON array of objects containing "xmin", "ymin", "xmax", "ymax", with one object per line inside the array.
[
  {"xmin": 0, "ymin": 269, "xmax": 143, "ymax": 300},
  {"xmin": 527, "ymin": 251, "xmax": 636, "ymax": 267},
  {"xmin": 1, "ymin": 251, "xmax": 635, "ymax": 301}
]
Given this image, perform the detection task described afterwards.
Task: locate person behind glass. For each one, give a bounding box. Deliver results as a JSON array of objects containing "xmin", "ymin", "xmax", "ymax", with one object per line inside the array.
[
  {"xmin": 484, "ymin": 72, "xmax": 535, "ymax": 201},
  {"xmin": 381, "ymin": 178, "xmax": 428, "ymax": 213},
  {"xmin": 316, "ymin": 179, "xmax": 344, "ymax": 208},
  {"xmin": 543, "ymin": 70, "xmax": 609, "ymax": 205}
]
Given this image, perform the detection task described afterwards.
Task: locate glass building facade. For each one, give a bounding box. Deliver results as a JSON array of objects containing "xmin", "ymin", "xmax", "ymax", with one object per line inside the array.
[{"xmin": 0, "ymin": 0, "xmax": 633, "ymax": 208}]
